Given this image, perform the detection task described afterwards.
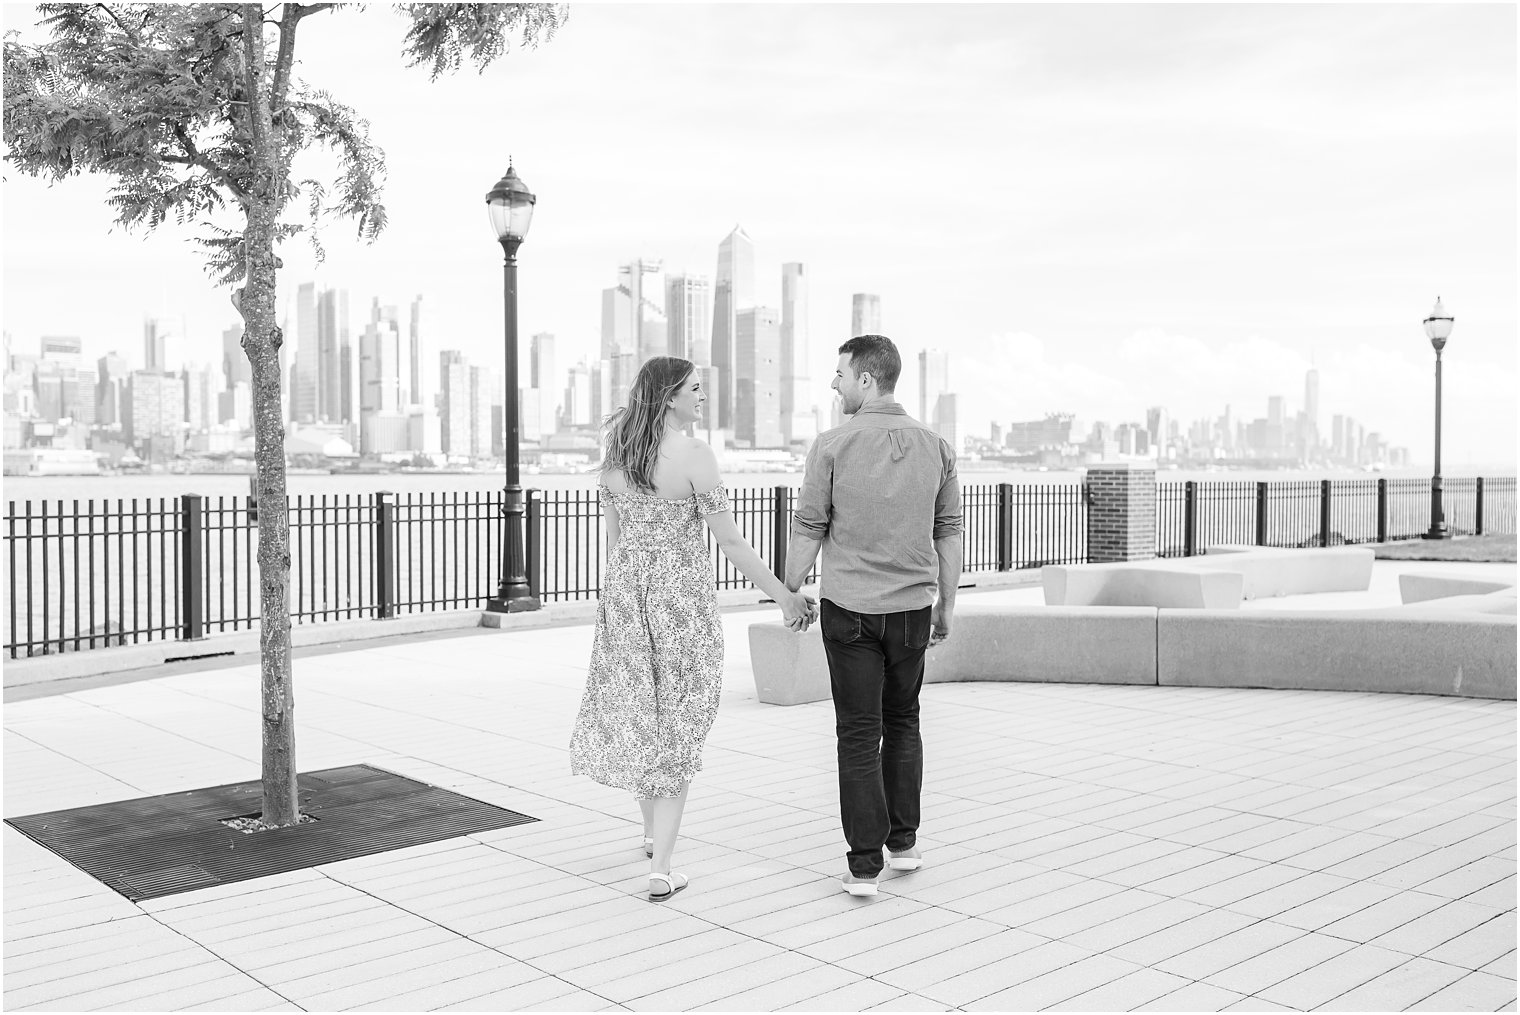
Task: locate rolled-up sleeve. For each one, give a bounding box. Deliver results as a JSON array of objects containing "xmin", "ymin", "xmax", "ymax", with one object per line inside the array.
[
  {"xmin": 791, "ymin": 437, "xmax": 833, "ymax": 539},
  {"xmin": 933, "ymin": 444, "xmax": 962, "ymax": 540}
]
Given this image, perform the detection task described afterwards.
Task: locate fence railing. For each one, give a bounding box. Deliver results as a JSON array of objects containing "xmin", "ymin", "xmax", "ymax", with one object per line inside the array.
[
  {"xmin": 5, "ymin": 476, "xmax": 1511, "ymax": 659},
  {"xmin": 1157, "ymin": 476, "xmax": 1515, "ymax": 556}
]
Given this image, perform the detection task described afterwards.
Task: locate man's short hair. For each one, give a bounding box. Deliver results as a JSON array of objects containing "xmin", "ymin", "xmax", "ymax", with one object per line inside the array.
[{"xmin": 838, "ymin": 334, "xmax": 901, "ymax": 392}]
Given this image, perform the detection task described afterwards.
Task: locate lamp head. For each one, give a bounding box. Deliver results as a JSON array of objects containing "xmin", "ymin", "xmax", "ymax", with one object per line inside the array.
[
  {"xmin": 1423, "ymin": 297, "xmax": 1454, "ymax": 352},
  {"xmin": 486, "ymin": 163, "xmax": 536, "ymax": 247}
]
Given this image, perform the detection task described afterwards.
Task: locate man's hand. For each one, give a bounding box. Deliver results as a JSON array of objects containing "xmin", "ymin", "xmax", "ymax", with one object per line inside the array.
[{"xmin": 930, "ymin": 601, "xmax": 952, "ymax": 647}]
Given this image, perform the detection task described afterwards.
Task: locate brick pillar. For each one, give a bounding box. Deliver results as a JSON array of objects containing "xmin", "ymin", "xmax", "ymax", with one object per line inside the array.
[{"xmin": 1085, "ymin": 464, "xmax": 1157, "ymax": 562}]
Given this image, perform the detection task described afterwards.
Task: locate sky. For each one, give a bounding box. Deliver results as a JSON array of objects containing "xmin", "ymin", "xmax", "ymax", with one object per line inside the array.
[{"xmin": 3, "ymin": 3, "xmax": 1516, "ymax": 466}]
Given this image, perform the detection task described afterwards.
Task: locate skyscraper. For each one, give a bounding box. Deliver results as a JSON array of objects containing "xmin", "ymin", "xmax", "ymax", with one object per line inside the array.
[
  {"xmin": 564, "ymin": 361, "xmax": 592, "ymax": 428},
  {"xmin": 182, "ymin": 363, "xmax": 216, "ymax": 431},
  {"xmin": 666, "ymin": 274, "xmax": 713, "ymax": 365},
  {"xmin": 530, "ymin": 332, "xmax": 556, "ymax": 437},
  {"xmin": 143, "ymin": 316, "xmax": 181, "ymax": 373},
  {"xmin": 851, "ymin": 294, "xmax": 881, "ymax": 337},
  {"xmin": 623, "ymin": 259, "xmax": 668, "ymax": 364},
  {"xmin": 407, "ymin": 296, "xmax": 424, "ymax": 408},
  {"xmin": 358, "ymin": 303, "xmax": 404, "ymax": 454},
  {"xmin": 935, "ymin": 392, "xmax": 959, "ymax": 455},
  {"xmin": 291, "ymin": 282, "xmax": 319, "ymax": 423},
  {"xmin": 222, "ymin": 322, "xmax": 250, "ymax": 391},
  {"xmin": 1303, "ymin": 368, "xmax": 1320, "ymax": 452},
  {"xmin": 735, "ymin": 307, "xmax": 783, "ymax": 449},
  {"xmin": 317, "ymin": 288, "xmax": 350, "ymax": 422},
  {"xmin": 439, "ymin": 350, "xmax": 471, "ymax": 456},
  {"xmin": 918, "ymin": 348, "xmax": 948, "ymax": 425},
  {"xmin": 711, "ymin": 225, "xmax": 755, "ymax": 430},
  {"xmin": 780, "ymin": 263, "xmax": 813, "ymax": 446},
  {"xmin": 1146, "ymin": 406, "xmax": 1169, "ymax": 460},
  {"xmin": 96, "ymin": 353, "xmax": 130, "ymax": 426}
]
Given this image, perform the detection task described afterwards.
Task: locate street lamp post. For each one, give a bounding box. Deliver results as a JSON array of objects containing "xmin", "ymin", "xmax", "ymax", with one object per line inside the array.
[
  {"xmin": 485, "ymin": 163, "xmax": 541, "ymax": 611},
  {"xmin": 1422, "ymin": 297, "xmax": 1455, "ymax": 541}
]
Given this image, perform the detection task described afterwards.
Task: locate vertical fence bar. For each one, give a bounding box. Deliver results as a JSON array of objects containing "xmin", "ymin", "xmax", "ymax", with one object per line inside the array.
[
  {"xmin": 771, "ymin": 486, "xmax": 788, "ymax": 582},
  {"xmin": 1376, "ymin": 478, "xmax": 1388, "ymax": 544},
  {"xmin": 180, "ymin": 494, "xmax": 204, "ymax": 641},
  {"xmin": 1320, "ymin": 480, "xmax": 1333, "ymax": 547},
  {"xmin": 1183, "ymin": 481, "xmax": 1198, "ymax": 557},
  {"xmin": 996, "ymin": 483, "xmax": 1013, "ymax": 571},
  {"xmin": 526, "ymin": 489, "xmax": 541, "ymax": 601},
  {"xmin": 1254, "ymin": 482, "xmax": 1268, "ymax": 546},
  {"xmin": 1475, "ymin": 476, "xmax": 1485, "ymax": 536},
  {"xmin": 376, "ymin": 491, "xmax": 394, "ymax": 619}
]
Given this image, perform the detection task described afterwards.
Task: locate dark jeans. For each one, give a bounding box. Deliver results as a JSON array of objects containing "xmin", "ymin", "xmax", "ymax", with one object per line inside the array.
[{"xmin": 820, "ymin": 598, "xmax": 930, "ymax": 878}]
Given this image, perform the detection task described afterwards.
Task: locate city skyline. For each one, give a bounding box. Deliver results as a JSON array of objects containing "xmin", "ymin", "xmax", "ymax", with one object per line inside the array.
[
  {"xmin": 5, "ymin": 280, "xmax": 1420, "ymax": 472},
  {"xmin": 2, "ymin": 4, "xmax": 1514, "ymax": 466}
]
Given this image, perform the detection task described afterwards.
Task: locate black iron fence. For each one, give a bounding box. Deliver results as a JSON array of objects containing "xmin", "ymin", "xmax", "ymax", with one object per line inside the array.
[
  {"xmin": 1157, "ymin": 476, "xmax": 1515, "ymax": 556},
  {"xmin": 5, "ymin": 477, "xmax": 1511, "ymax": 659}
]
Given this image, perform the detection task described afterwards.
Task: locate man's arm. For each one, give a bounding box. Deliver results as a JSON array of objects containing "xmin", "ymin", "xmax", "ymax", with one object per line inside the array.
[
  {"xmin": 930, "ymin": 532, "xmax": 962, "ymax": 646},
  {"xmin": 929, "ymin": 444, "xmax": 963, "ymax": 645},
  {"xmin": 785, "ymin": 438, "xmax": 832, "ymax": 593}
]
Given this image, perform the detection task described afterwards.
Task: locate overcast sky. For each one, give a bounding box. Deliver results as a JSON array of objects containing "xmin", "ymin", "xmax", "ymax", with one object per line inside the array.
[{"xmin": 3, "ymin": 3, "xmax": 1515, "ymax": 466}]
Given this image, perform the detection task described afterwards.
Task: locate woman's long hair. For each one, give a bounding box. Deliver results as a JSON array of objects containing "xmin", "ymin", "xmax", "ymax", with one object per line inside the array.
[{"xmin": 600, "ymin": 356, "xmax": 696, "ymax": 492}]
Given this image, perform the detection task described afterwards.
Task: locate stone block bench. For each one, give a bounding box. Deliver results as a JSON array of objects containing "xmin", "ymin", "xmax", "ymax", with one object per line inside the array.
[
  {"xmin": 752, "ymin": 571, "xmax": 1515, "ymax": 704},
  {"xmin": 1158, "ymin": 607, "xmax": 1516, "ymax": 699},
  {"xmin": 1043, "ymin": 545, "xmax": 1374, "ymax": 608},
  {"xmin": 1400, "ymin": 571, "xmax": 1516, "ymax": 606},
  {"xmin": 748, "ymin": 605, "xmax": 1158, "ymax": 706},
  {"xmin": 1042, "ymin": 561, "xmax": 1244, "ymax": 608}
]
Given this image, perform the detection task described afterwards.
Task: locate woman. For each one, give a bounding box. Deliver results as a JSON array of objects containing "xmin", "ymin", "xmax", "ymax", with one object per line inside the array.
[{"xmin": 569, "ymin": 356, "xmax": 816, "ymax": 903}]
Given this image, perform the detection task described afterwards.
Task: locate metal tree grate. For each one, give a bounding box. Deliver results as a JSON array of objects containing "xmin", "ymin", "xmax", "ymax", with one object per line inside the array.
[{"xmin": 4, "ymin": 764, "xmax": 537, "ymax": 902}]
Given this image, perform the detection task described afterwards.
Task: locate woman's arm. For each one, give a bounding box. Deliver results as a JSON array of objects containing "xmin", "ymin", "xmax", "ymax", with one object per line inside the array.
[
  {"xmin": 602, "ymin": 486, "xmax": 621, "ymax": 554},
  {"xmin": 685, "ymin": 441, "xmax": 814, "ymax": 626}
]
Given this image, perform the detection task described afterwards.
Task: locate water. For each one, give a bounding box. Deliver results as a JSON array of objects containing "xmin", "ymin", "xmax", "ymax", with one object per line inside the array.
[{"xmin": 4, "ymin": 464, "xmax": 1496, "ymax": 503}]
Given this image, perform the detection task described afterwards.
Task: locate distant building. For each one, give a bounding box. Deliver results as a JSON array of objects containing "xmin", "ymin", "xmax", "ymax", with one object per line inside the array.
[
  {"xmin": 780, "ymin": 262, "xmax": 813, "ymax": 446},
  {"xmin": 530, "ymin": 332, "xmax": 557, "ymax": 437},
  {"xmin": 918, "ymin": 349, "xmax": 948, "ymax": 426},
  {"xmin": 666, "ymin": 274, "xmax": 712, "ymax": 366},
  {"xmin": 711, "ymin": 226, "xmax": 755, "ymax": 430},
  {"xmin": 126, "ymin": 370, "xmax": 184, "ymax": 450},
  {"xmin": 182, "ymin": 364, "xmax": 217, "ymax": 431},
  {"xmin": 735, "ymin": 307, "xmax": 783, "ymax": 449},
  {"xmin": 292, "ymin": 282, "xmax": 319, "ymax": 423},
  {"xmin": 934, "ymin": 392, "xmax": 959, "ymax": 454},
  {"xmin": 1005, "ymin": 413, "xmax": 1079, "ymax": 454},
  {"xmin": 97, "ymin": 353, "xmax": 130, "ymax": 426},
  {"xmin": 851, "ymin": 294, "xmax": 881, "ymax": 337}
]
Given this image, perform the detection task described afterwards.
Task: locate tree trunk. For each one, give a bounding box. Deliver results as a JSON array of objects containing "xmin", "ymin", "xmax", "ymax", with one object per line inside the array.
[{"xmin": 240, "ymin": 3, "xmax": 299, "ymax": 827}]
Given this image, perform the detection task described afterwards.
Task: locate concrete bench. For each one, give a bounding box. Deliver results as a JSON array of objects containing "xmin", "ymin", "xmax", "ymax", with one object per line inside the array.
[
  {"xmin": 1043, "ymin": 545, "xmax": 1374, "ymax": 608},
  {"xmin": 1042, "ymin": 561, "xmax": 1243, "ymax": 608},
  {"xmin": 1189, "ymin": 545, "xmax": 1375, "ymax": 599},
  {"xmin": 748, "ymin": 605, "xmax": 1158, "ymax": 706},
  {"xmin": 753, "ymin": 575, "xmax": 1516, "ymax": 703},
  {"xmin": 1400, "ymin": 571, "xmax": 1515, "ymax": 605},
  {"xmin": 1158, "ymin": 608, "xmax": 1516, "ymax": 700}
]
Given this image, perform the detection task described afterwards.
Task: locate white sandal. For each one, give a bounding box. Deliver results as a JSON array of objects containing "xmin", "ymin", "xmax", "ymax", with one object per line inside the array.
[{"xmin": 648, "ymin": 871, "xmax": 688, "ymax": 903}]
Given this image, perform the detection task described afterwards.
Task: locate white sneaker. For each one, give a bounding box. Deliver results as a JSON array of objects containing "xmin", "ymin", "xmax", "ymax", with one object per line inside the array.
[
  {"xmin": 842, "ymin": 873, "xmax": 879, "ymax": 896},
  {"xmin": 887, "ymin": 846, "xmax": 923, "ymax": 871}
]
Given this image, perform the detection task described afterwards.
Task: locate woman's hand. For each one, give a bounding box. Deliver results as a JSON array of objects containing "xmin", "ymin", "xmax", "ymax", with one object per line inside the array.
[{"xmin": 782, "ymin": 590, "xmax": 818, "ymax": 632}]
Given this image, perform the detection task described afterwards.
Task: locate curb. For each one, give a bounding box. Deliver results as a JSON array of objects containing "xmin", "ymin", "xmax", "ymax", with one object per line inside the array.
[{"xmin": 4, "ymin": 568, "xmax": 1044, "ymax": 689}]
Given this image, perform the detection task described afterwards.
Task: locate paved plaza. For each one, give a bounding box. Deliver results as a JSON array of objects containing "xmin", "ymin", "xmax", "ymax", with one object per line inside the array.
[{"xmin": 3, "ymin": 562, "xmax": 1516, "ymax": 1012}]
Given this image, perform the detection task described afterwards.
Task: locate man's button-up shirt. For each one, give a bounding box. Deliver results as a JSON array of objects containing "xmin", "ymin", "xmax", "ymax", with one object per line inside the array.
[{"xmin": 791, "ymin": 400, "xmax": 962, "ymax": 614}]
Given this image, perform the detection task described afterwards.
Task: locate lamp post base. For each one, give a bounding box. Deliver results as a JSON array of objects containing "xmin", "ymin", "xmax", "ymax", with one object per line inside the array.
[
  {"xmin": 485, "ymin": 593, "xmax": 542, "ymax": 614},
  {"xmin": 1420, "ymin": 527, "xmax": 1451, "ymax": 541}
]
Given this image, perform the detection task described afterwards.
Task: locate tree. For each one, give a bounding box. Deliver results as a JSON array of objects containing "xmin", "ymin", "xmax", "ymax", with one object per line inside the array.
[{"xmin": 4, "ymin": 2, "xmax": 566, "ymax": 827}]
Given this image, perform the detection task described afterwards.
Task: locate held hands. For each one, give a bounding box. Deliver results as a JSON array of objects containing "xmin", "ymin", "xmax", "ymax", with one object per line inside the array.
[
  {"xmin": 782, "ymin": 590, "xmax": 819, "ymax": 633},
  {"xmin": 930, "ymin": 601, "xmax": 953, "ymax": 647}
]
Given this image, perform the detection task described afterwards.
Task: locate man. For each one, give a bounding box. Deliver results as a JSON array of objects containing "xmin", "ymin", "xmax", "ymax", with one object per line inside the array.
[{"xmin": 785, "ymin": 334, "xmax": 963, "ymax": 897}]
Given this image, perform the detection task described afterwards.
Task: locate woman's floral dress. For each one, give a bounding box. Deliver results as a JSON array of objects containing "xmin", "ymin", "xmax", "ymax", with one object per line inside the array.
[{"xmin": 569, "ymin": 485, "xmax": 729, "ymax": 799}]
